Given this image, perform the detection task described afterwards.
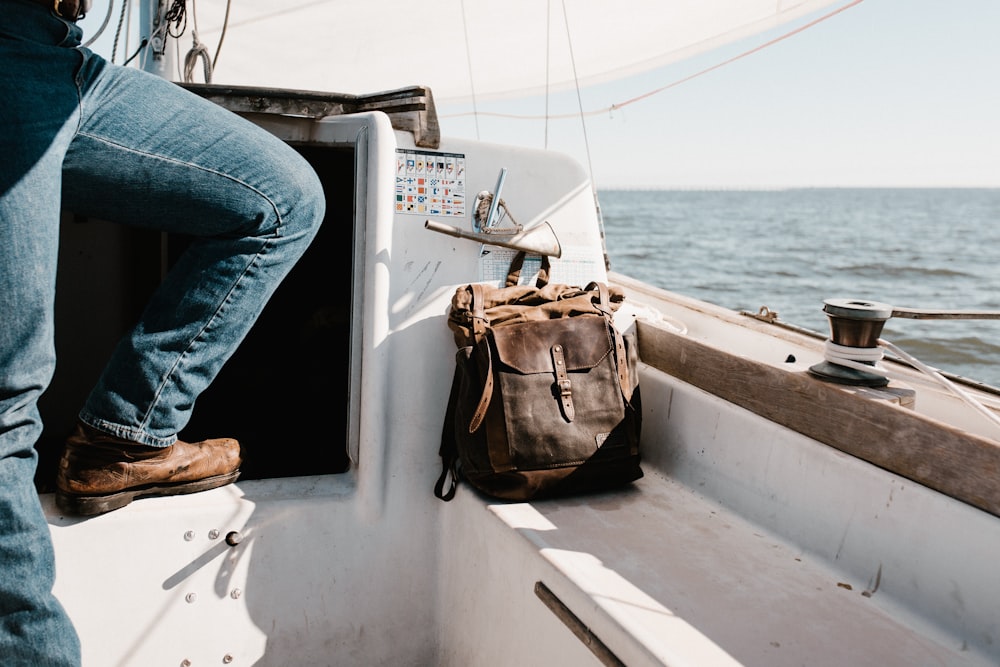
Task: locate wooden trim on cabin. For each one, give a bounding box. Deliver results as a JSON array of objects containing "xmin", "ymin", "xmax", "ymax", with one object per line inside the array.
[
  {"xmin": 636, "ymin": 320, "xmax": 1000, "ymax": 518},
  {"xmin": 180, "ymin": 83, "xmax": 441, "ymax": 148}
]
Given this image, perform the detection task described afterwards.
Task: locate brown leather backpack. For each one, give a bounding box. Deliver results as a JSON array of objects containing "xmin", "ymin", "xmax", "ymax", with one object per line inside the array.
[{"xmin": 434, "ymin": 257, "xmax": 642, "ymax": 501}]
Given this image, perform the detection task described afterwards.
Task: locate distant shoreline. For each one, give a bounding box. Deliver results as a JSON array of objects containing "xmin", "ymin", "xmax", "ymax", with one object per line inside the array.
[{"xmin": 597, "ymin": 185, "xmax": 1000, "ymax": 192}]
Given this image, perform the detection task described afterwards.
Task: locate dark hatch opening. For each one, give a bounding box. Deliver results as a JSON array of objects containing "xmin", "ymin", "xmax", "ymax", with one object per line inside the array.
[
  {"xmin": 176, "ymin": 144, "xmax": 355, "ymax": 480},
  {"xmin": 35, "ymin": 143, "xmax": 354, "ymax": 489}
]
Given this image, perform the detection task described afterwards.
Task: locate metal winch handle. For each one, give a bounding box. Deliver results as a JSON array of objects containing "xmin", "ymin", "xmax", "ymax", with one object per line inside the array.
[{"xmin": 889, "ymin": 307, "xmax": 1000, "ymax": 320}]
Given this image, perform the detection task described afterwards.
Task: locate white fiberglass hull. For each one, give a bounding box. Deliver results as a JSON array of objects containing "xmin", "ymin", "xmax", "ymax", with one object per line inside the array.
[{"xmin": 44, "ymin": 94, "xmax": 1000, "ymax": 666}]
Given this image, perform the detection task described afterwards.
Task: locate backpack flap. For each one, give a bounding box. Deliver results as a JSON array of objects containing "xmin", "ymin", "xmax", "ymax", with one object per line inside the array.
[{"xmin": 491, "ymin": 316, "xmax": 613, "ymax": 423}]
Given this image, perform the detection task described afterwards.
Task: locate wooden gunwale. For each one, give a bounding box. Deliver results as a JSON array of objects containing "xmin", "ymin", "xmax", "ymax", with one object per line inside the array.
[{"xmin": 637, "ymin": 319, "xmax": 1000, "ymax": 518}]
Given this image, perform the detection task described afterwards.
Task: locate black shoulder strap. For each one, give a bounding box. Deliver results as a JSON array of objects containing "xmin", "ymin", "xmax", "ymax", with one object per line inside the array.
[{"xmin": 434, "ymin": 362, "xmax": 462, "ymax": 501}]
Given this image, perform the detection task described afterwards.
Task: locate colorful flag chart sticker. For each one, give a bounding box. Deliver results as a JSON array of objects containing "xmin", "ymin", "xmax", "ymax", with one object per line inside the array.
[{"xmin": 395, "ymin": 149, "xmax": 466, "ymax": 217}]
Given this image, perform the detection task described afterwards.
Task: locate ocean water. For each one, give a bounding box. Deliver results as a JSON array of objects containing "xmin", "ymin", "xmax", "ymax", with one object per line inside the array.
[{"xmin": 598, "ymin": 188, "xmax": 1000, "ymax": 387}]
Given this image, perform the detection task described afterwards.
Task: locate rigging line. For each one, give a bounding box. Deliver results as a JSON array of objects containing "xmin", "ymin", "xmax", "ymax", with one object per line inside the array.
[
  {"xmin": 608, "ymin": 0, "xmax": 865, "ymax": 111},
  {"xmin": 459, "ymin": 0, "xmax": 480, "ymax": 140},
  {"xmin": 211, "ymin": 0, "xmax": 233, "ymax": 69},
  {"xmin": 123, "ymin": 39, "xmax": 148, "ymax": 66},
  {"xmin": 560, "ymin": 0, "xmax": 609, "ymax": 270},
  {"xmin": 440, "ymin": 0, "xmax": 865, "ymax": 122},
  {"xmin": 82, "ymin": 0, "xmax": 116, "ymax": 47},
  {"xmin": 164, "ymin": 0, "xmax": 187, "ymax": 38},
  {"xmin": 544, "ymin": 0, "xmax": 551, "ymax": 149},
  {"xmin": 168, "ymin": 0, "xmax": 188, "ymax": 80},
  {"xmin": 183, "ymin": 0, "xmax": 213, "ymax": 83},
  {"xmin": 560, "ymin": 0, "xmax": 596, "ymax": 187},
  {"xmin": 879, "ymin": 339, "xmax": 1000, "ymax": 435},
  {"xmin": 111, "ymin": 0, "xmax": 128, "ymax": 63}
]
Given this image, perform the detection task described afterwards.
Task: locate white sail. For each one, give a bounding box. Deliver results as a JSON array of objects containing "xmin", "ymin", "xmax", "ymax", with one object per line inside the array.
[{"xmin": 192, "ymin": 0, "xmax": 850, "ymax": 101}]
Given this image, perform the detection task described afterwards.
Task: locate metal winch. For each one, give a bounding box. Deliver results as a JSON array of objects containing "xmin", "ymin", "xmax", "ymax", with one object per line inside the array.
[{"xmin": 809, "ymin": 298, "xmax": 1000, "ymax": 387}]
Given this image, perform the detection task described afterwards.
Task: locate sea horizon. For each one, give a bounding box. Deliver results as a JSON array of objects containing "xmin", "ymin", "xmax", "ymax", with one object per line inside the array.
[
  {"xmin": 598, "ymin": 185, "xmax": 1000, "ymax": 192},
  {"xmin": 599, "ymin": 187, "xmax": 1000, "ymax": 387}
]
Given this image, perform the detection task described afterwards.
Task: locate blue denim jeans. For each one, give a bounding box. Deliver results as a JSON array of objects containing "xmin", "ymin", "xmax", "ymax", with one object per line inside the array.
[{"xmin": 0, "ymin": 1, "xmax": 324, "ymax": 663}]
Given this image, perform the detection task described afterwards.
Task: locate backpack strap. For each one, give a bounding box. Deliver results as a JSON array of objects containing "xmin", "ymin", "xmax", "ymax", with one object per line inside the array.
[
  {"xmin": 468, "ymin": 340, "xmax": 494, "ymax": 434},
  {"xmin": 466, "ymin": 283, "xmax": 495, "ymax": 433},
  {"xmin": 505, "ymin": 251, "xmax": 551, "ymax": 288},
  {"xmin": 434, "ymin": 363, "xmax": 462, "ymax": 501},
  {"xmin": 469, "ymin": 283, "xmax": 489, "ymax": 344},
  {"xmin": 588, "ymin": 282, "xmax": 633, "ymax": 403},
  {"xmin": 437, "ymin": 283, "xmax": 491, "ymax": 501}
]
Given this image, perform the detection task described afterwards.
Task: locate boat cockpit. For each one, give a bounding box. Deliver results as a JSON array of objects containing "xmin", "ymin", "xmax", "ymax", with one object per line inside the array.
[{"xmin": 40, "ymin": 84, "xmax": 1000, "ymax": 667}]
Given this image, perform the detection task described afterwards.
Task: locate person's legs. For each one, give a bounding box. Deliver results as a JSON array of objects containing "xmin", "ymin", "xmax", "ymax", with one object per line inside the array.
[
  {"xmin": 0, "ymin": 0, "xmax": 322, "ymax": 657},
  {"xmin": 0, "ymin": 4, "xmax": 86, "ymax": 664},
  {"xmin": 62, "ymin": 59, "xmax": 325, "ymax": 446},
  {"xmin": 54, "ymin": 55, "xmax": 325, "ymax": 517},
  {"xmin": 0, "ymin": 169, "xmax": 82, "ymax": 665}
]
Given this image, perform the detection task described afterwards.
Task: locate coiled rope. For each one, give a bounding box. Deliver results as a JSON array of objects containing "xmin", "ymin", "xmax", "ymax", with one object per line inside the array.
[
  {"xmin": 109, "ymin": 0, "xmax": 231, "ymax": 81},
  {"xmin": 474, "ymin": 192, "xmax": 519, "ymax": 232}
]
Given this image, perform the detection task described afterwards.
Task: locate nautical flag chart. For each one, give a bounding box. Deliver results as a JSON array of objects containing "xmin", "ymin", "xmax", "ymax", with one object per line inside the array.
[{"xmin": 395, "ymin": 149, "xmax": 466, "ymax": 217}]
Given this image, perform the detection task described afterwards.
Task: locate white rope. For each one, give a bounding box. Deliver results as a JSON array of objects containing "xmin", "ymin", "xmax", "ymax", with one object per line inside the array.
[
  {"xmin": 458, "ymin": 0, "xmax": 480, "ymax": 140},
  {"xmin": 473, "ymin": 192, "xmax": 522, "ymax": 233},
  {"xmin": 182, "ymin": 0, "xmax": 212, "ymax": 83},
  {"xmin": 183, "ymin": 35, "xmax": 212, "ymax": 83},
  {"xmin": 558, "ymin": 0, "xmax": 609, "ymax": 266},
  {"xmin": 824, "ymin": 339, "xmax": 884, "ymax": 364},
  {"xmin": 211, "ymin": 0, "xmax": 232, "ymax": 69},
  {"xmin": 823, "ymin": 339, "xmax": 1000, "ymax": 434},
  {"xmin": 879, "ymin": 339, "xmax": 1000, "ymax": 433},
  {"xmin": 559, "ymin": 0, "xmax": 596, "ymax": 188}
]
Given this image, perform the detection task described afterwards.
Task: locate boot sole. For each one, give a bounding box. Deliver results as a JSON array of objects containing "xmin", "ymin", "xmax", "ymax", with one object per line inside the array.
[{"xmin": 55, "ymin": 470, "xmax": 241, "ymax": 517}]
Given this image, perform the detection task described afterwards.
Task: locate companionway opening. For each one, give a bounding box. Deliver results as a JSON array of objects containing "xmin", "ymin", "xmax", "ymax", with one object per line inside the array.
[{"xmin": 177, "ymin": 144, "xmax": 355, "ymax": 480}]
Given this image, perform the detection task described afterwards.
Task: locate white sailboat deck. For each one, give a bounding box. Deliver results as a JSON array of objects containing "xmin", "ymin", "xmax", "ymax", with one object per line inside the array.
[{"xmin": 43, "ymin": 94, "xmax": 1000, "ymax": 666}]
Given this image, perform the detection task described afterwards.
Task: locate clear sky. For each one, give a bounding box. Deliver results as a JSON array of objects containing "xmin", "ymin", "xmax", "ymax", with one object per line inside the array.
[
  {"xmin": 80, "ymin": 0, "xmax": 999, "ymax": 189},
  {"xmin": 434, "ymin": 0, "xmax": 1000, "ymax": 189}
]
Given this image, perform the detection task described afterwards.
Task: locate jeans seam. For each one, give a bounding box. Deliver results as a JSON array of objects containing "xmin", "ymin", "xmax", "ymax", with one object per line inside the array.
[
  {"xmin": 141, "ymin": 236, "xmax": 274, "ymax": 435},
  {"xmin": 72, "ymin": 57, "xmax": 84, "ymax": 136},
  {"xmin": 75, "ymin": 130, "xmax": 286, "ymax": 233}
]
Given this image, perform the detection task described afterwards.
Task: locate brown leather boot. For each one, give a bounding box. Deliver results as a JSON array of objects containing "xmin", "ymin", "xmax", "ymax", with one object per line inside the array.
[{"xmin": 56, "ymin": 423, "xmax": 242, "ymax": 516}]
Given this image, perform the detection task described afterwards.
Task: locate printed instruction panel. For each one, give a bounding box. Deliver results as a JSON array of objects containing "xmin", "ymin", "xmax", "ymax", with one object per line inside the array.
[
  {"xmin": 479, "ymin": 245, "xmax": 601, "ymax": 287},
  {"xmin": 395, "ymin": 149, "xmax": 466, "ymax": 217}
]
